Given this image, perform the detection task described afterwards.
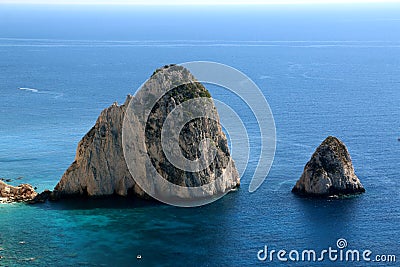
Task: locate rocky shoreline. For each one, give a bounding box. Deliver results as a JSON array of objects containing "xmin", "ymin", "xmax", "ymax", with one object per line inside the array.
[{"xmin": 0, "ymin": 181, "xmax": 38, "ymax": 204}]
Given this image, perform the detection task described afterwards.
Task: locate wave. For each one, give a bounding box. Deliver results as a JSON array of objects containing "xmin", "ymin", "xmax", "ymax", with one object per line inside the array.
[
  {"xmin": 19, "ymin": 87, "xmax": 39, "ymax": 93},
  {"xmin": 2, "ymin": 38, "xmax": 400, "ymax": 48},
  {"xmin": 301, "ymin": 72, "xmax": 344, "ymax": 81},
  {"xmin": 277, "ymin": 139, "xmax": 314, "ymax": 149},
  {"xmin": 18, "ymin": 87, "xmax": 63, "ymax": 99},
  {"xmin": 270, "ymin": 179, "xmax": 298, "ymax": 192},
  {"xmin": 0, "ymin": 157, "xmax": 38, "ymax": 163},
  {"xmin": 3, "ymin": 44, "xmax": 400, "ymax": 48},
  {"xmin": 259, "ymin": 75, "xmax": 273, "ymax": 80}
]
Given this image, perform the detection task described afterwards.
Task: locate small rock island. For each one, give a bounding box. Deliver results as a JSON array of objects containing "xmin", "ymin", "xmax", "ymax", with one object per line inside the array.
[
  {"xmin": 292, "ymin": 136, "xmax": 365, "ymax": 197},
  {"xmin": 0, "ymin": 181, "xmax": 37, "ymax": 203}
]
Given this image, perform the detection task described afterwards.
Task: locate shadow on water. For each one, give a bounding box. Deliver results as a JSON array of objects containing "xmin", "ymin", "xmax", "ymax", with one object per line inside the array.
[
  {"xmin": 28, "ymin": 190, "xmax": 241, "ymax": 212},
  {"xmin": 290, "ymin": 193, "xmax": 367, "ymax": 247},
  {"xmin": 29, "ymin": 196, "xmax": 163, "ymax": 211},
  {"xmin": 292, "ymin": 193, "xmax": 364, "ymax": 222}
]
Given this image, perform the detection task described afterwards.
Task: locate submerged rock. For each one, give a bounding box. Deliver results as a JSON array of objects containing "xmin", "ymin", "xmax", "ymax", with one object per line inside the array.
[
  {"xmin": 0, "ymin": 180, "xmax": 38, "ymax": 203},
  {"xmin": 54, "ymin": 64, "xmax": 240, "ymax": 201},
  {"xmin": 292, "ymin": 136, "xmax": 365, "ymax": 197}
]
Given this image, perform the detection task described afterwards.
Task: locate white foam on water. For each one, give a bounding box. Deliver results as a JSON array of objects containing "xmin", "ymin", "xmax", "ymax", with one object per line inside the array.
[
  {"xmin": 19, "ymin": 87, "xmax": 39, "ymax": 93},
  {"xmin": 259, "ymin": 75, "xmax": 274, "ymax": 80},
  {"xmin": 301, "ymin": 72, "xmax": 344, "ymax": 81},
  {"xmin": 18, "ymin": 87, "xmax": 63, "ymax": 99},
  {"xmin": 2, "ymin": 39, "xmax": 400, "ymax": 48}
]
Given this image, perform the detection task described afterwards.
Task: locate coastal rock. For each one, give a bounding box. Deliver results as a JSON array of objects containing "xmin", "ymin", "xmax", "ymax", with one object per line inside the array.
[
  {"xmin": 54, "ymin": 64, "xmax": 240, "ymax": 200},
  {"xmin": 29, "ymin": 189, "xmax": 53, "ymax": 204},
  {"xmin": 0, "ymin": 180, "xmax": 38, "ymax": 203},
  {"xmin": 292, "ymin": 136, "xmax": 365, "ymax": 197}
]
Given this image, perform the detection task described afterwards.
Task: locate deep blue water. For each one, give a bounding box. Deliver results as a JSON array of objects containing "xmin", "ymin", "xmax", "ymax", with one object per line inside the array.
[{"xmin": 0, "ymin": 4, "xmax": 399, "ymax": 267}]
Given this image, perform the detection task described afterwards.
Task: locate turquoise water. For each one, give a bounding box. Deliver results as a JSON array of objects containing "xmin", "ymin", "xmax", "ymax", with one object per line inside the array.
[{"xmin": 0, "ymin": 4, "xmax": 400, "ymax": 266}]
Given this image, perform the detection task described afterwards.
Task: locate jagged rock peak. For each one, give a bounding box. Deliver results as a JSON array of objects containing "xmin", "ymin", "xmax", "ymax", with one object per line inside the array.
[{"xmin": 292, "ymin": 136, "xmax": 365, "ymax": 197}]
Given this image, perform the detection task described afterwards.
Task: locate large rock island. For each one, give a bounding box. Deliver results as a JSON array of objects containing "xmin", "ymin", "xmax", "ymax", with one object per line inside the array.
[
  {"xmin": 53, "ymin": 64, "xmax": 240, "ymax": 204},
  {"xmin": 292, "ymin": 136, "xmax": 365, "ymax": 197}
]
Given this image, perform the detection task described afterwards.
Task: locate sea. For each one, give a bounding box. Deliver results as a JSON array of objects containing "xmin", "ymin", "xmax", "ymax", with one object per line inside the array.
[{"xmin": 0, "ymin": 3, "xmax": 399, "ymax": 267}]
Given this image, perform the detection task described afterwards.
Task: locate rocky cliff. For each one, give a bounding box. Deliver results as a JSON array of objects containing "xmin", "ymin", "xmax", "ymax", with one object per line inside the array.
[
  {"xmin": 54, "ymin": 64, "xmax": 240, "ymax": 202},
  {"xmin": 54, "ymin": 96, "xmax": 137, "ymax": 197},
  {"xmin": 292, "ymin": 136, "xmax": 365, "ymax": 197}
]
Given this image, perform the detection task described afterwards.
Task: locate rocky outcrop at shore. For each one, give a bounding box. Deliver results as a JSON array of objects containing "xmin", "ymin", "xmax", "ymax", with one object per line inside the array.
[
  {"xmin": 54, "ymin": 64, "xmax": 240, "ymax": 201},
  {"xmin": 292, "ymin": 136, "xmax": 365, "ymax": 197},
  {"xmin": 0, "ymin": 181, "xmax": 37, "ymax": 203}
]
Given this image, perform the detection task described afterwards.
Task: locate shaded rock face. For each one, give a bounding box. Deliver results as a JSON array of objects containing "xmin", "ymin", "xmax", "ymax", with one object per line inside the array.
[
  {"xmin": 30, "ymin": 190, "xmax": 54, "ymax": 204},
  {"xmin": 292, "ymin": 136, "xmax": 365, "ymax": 197},
  {"xmin": 54, "ymin": 64, "xmax": 240, "ymax": 200},
  {"xmin": 0, "ymin": 181, "xmax": 38, "ymax": 203}
]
